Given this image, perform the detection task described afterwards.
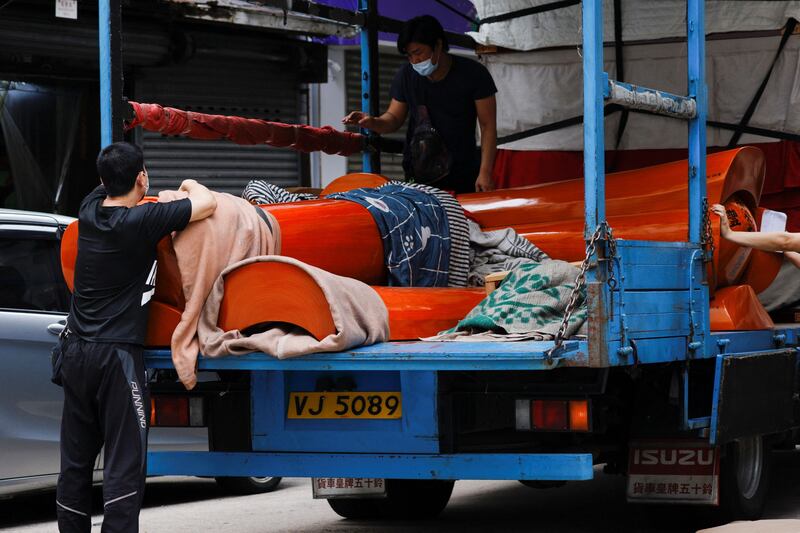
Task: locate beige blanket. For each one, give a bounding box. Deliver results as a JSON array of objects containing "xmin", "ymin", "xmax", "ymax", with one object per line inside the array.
[
  {"xmin": 159, "ymin": 191, "xmax": 280, "ymax": 389},
  {"xmin": 198, "ymin": 255, "xmax": 390, "ymax": 362},
  {"xmin": 698, "ymin": 520, "xmax": 800, "ymax": 532}
]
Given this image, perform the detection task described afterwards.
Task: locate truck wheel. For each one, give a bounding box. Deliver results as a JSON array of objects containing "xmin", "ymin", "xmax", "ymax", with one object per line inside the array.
[
  {"xmin": 327, "ymin": 479, "xmax": 454, "ymax": 520},
  {"xmin": 215, "ymin": 476, "xmax": 283, "ymax": 495},
  {"xmin": 720, "ymin": 435, "xmax": 770, "ymax": 521}
]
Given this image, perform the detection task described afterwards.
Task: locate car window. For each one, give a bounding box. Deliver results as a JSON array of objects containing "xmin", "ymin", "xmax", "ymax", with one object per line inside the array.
[{"xmin": 0, "ymin": 233, "xmax": 71, "ymax": 313}]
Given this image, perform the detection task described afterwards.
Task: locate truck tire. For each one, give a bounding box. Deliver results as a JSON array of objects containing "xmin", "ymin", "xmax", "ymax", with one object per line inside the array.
[
  {"xmin": 720, "ymin": 435, "xmax": 771, "ymax": 521},
  {"xmin": 215, "ymin": 476, "xmax": 282, "ymax": 495},
  {"xmin": 327, "ymin": 479, "xmax": 454, "ymax": 520}
]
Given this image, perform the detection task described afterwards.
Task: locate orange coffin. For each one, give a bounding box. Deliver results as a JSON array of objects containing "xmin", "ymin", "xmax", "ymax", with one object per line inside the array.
[
  {"xmin": 143, "ymin": 262, "xmax": 486, "ymax": 345},
  {"xmin": 218, "ymin": 261, "xmax": 485, "ymax": 340},
  {"xmin": 709, "ymin": 285, "xmax": 774, "ymax": 331},
  {"xmin": 457, "ymin": 147, "xmax": 764, "ymax": 229}
]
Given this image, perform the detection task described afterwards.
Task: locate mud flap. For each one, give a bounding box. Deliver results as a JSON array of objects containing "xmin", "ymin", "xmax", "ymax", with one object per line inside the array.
[{"xmin": 715, "ymin": 349, "xmax": 796, "ymax": 445}]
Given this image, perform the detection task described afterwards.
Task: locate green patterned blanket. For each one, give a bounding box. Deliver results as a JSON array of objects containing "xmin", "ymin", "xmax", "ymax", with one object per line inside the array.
[{"xmin": 428, "ymin": 260, "xmax": 588, "ymax": 342}]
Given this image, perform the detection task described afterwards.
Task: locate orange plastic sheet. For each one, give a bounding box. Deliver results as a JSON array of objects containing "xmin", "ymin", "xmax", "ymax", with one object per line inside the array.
[{"xmin": 126, "ymin": 102, "xmax": 364, "ymax": 156}]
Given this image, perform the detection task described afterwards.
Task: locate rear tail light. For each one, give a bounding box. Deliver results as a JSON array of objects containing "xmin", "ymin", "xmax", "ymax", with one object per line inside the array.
[
  {"xmin": 150, "ymin": 395, "xmax": 205, "ymax": 427},
  {"xmin": 515, "ymin": 399, "xmax": 590, "ymax": 432},
  {"xmin": 532, "ymin": 399, "xmax": 568, "ymax": 430},
  {"xmin": 568, "ymin": 400, "xmax": 590, "ymax": 431}
]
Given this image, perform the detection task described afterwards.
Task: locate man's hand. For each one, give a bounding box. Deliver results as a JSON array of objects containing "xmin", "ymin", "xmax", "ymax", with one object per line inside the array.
[
  {"xmin": 342, "ymin": 111, "xmax": 374, "ymax": 129},
  {"xmin": 711, "ymin": 204, "xmax": 731, "ymax": 237},
  {"xmin": 475, "ymin": 172, "xmax": 495, "ymax": 192},
  {"xmin": 179, "ymin": 179, "xmax": 198, "ymax": 193},
  {"xmin": 179, "ymin": 179, "xmax": 217, "ymax": 222}
]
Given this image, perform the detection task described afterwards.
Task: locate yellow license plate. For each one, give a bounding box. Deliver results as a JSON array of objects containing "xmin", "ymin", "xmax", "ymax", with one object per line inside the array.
[{"xmin": 287, "ymin": 392, "xmax": 402, "ymax": 419}]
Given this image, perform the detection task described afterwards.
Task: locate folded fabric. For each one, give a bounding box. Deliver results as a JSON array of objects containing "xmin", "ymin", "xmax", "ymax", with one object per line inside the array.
[
  {"xmin": 328, "ymin": 182, "xmax": 451, "ymax": 287},
  {"xmin": 243, "ymin": 179, "xmax": 318, "ymax": 204},
  {"xmin": 697, "ymin": 520, "xmax": 800, "ymax": 533},
  {"xmin": 198, "ymin": 256, "xmax": 389, "ymax": 359},
  {"xmin": 467, "ymin": 219, "xmax": 549, "ymax": 286},
  {"xmin": 158, "ymin": 190, "xmax": 281, "ymax": 390},
  {"xmin": 427, "ymin": 260, "xmax": 587, "ymax": 342}
]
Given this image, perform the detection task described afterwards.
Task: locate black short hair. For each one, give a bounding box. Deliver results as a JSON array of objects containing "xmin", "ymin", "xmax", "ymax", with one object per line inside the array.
[
  {"xmin": 96, "ymin": 142, "xmax": 144, "ymax": 197},
  {"xmin": 397, "ymin": 15, "xmax": 449, "ymax": 55}
]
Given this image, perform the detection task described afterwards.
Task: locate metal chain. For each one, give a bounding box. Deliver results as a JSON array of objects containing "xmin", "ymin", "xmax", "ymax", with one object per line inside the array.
[
  {"xmin": 547, "ymin": 223, "xmax": 615, "ymax": 361},
  {"xmin": 605, "ymin": 225, "xmax": 618, "ymax": 291},
  {"xmin": 701, "ymin": 198, "xmax": 715, "ymax": 261}
]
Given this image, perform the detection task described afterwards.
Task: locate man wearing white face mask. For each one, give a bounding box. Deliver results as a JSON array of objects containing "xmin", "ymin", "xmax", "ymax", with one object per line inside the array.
[
  {"xmin": 55, "ymin": 142, "xmax": 215, "ymax": 532},
  {"xmin": 343, "ymin": 15, "xmax": 498, "ymax": 193}
]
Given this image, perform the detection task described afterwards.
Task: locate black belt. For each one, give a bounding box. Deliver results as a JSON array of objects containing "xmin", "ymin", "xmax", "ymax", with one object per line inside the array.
[{"xmin": 253, "ymin": 205, "xmax": 273, "ymax": 233}]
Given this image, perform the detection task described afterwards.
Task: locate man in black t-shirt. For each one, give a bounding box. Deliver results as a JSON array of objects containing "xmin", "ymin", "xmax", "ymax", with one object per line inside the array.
[
  {"xmin": 343, "ymin": 15, "xmax": 498, "ymax": 194},
  {"xmin": 55, "ymin": 142, "xmax": 216, "ymax": 533}
]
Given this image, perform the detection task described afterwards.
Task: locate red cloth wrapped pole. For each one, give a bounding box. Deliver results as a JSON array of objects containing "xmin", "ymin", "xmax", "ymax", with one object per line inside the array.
[{"xmin": 125, "ymin": 101, "xmax": 365, "ymax": 156}]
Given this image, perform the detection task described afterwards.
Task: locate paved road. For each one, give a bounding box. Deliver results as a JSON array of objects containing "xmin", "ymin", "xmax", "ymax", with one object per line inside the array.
[{"xmin": 3, "ymin": 449, "xmax": 799, "ymax": 533}]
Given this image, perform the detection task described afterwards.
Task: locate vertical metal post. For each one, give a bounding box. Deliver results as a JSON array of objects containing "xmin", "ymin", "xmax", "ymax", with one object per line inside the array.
[
  {"xmin": 358, "ymin": 0, "xmax": 381, "ymax": 173},
  {"xmin": 687, "ymin": 0, "xmax": 710, "ymax": 357},
  {"xmin": 582, "ymin": 0, "xmax": 605, "ymax": 239},
  {"xmin": 98, "ymin": 0, "xmax": 123, "ymax": 148},
  {"xmin": 309, "ymin": 83, "xmax": 322, "ymax": 188},
  {"xmin": 687, "ymin": 0, "xmax": 707, "ymax": 244}
]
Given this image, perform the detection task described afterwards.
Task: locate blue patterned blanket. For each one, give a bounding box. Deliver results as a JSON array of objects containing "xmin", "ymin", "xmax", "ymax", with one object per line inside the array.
[{"xmin": 328, "ymin": 183, "xmax": 450, "ymax": 287}]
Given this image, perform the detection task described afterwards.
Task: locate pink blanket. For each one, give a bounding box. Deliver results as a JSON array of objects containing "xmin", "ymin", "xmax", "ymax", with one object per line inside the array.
[
  {"xmin": 159, "ymin": 191, "xmax": 280, "ymax": 389},
  {"xmin": 198, "ymin": 256, "xmax": 389, "ymax": 361}
]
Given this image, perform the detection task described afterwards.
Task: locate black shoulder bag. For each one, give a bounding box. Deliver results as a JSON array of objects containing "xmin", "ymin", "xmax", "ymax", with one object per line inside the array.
[{"xmin": 409, "ymin": 81, "xmax": 452, "ymax": 185}]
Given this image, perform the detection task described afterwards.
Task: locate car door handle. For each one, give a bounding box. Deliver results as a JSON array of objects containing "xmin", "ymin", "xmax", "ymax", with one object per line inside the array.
[{"xmin": 47, "ymin": 321, "xmax": 66, "ymax": 336}]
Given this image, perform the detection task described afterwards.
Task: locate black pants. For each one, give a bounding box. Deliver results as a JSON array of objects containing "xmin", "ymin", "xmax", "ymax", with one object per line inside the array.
[{"xmin": 55, "ymin": 336, "xmax": 149, "ymax": 533}]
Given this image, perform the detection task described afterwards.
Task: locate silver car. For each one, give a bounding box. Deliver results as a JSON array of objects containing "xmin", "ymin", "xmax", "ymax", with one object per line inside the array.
[{"xmin": 0, "ymin": 208, "xmax": 279, "ymax": 497}]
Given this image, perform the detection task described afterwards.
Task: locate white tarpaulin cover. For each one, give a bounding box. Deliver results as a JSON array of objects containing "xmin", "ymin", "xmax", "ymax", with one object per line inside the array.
[
  {"xmin": 482, "ymin": 33, "xmax": 800, "ymax": 150},
  {"xmin": 468, "ymin": 1, "xmax": 800, "ymax": 150},
  {"xmin": 468, "ymin": 0, "xmax": 800, "ymax": 51}
]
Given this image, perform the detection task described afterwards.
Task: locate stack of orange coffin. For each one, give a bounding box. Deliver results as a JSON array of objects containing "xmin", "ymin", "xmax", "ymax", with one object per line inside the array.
[
  {"xmin": 456, "ymin": 147, "xmax": 777, "ymax": 331},
  {"xmin": 60, "ymin": 147, "xmax": 778, "ymax": 346}
]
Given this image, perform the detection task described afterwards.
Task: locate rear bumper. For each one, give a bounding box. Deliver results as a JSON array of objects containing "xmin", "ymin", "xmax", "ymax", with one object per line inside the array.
[{"xmin": 147, "ymin": 451, "xmax": 595, "ymax": 481}]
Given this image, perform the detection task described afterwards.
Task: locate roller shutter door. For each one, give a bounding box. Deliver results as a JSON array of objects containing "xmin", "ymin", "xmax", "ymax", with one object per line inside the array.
[{"xmin": 135, "ymin": 32, "xmax": 305, "ymax": 196}]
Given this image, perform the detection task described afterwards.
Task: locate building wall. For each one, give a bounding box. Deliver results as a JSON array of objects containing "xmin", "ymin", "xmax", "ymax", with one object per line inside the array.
[
  {"xmin": 318, "ymin": 48, "xmax": 349, "ymax": 187},
  {"xmin": 0, "ymin": 1, "xmax": 319, "ymax": 211}
]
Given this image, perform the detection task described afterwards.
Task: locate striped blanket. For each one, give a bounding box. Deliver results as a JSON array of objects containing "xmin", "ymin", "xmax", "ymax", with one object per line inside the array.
[{"xmin": 242, "ymin": 180, "xmax": 317, "ymax": 204}]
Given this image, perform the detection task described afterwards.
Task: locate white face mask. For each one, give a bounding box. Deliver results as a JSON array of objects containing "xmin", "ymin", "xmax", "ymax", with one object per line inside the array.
[
  {"xmin": 412, "ymin": 47, "xmax": 440, "ymax": 77},
  {"xmin": 413, "ymin": 57, "xmax": 438, "ymax": 77}
]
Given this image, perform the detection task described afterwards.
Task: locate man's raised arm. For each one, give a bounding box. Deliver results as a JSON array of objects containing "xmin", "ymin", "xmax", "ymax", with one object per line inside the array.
[{"xmin": 179, "ymin": 179, "xmax": 217, "ymax": 222}]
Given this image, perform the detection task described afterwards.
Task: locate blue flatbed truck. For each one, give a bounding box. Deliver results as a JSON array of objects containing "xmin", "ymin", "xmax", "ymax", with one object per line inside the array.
[{"xmin": 94, "ymin": 0, "xmax": 800, "ymax": 521}]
